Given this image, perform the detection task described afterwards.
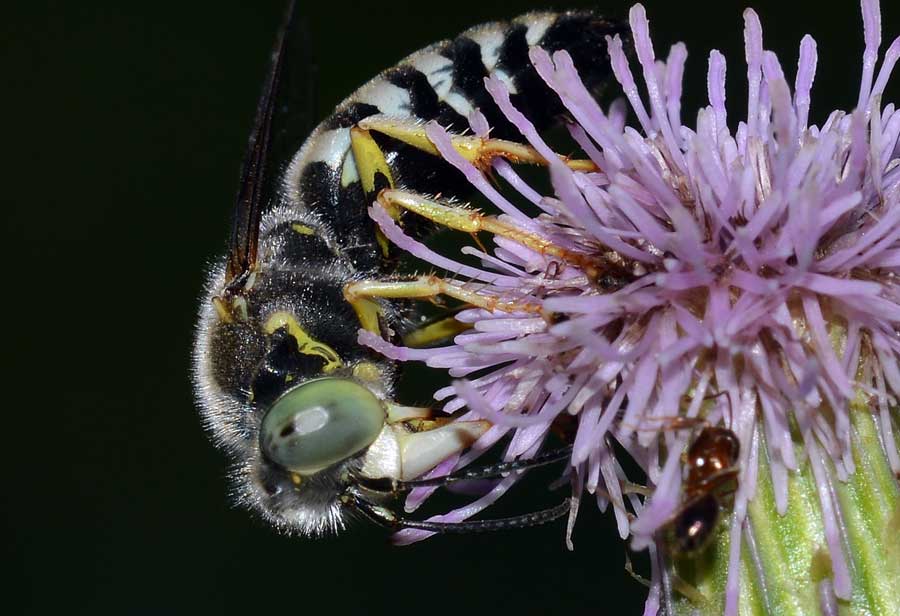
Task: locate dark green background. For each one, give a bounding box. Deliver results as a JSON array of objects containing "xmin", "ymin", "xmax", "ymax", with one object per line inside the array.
[{"xmin": 6, "ymin": 1, "xmax": 898, "ymax": 614}]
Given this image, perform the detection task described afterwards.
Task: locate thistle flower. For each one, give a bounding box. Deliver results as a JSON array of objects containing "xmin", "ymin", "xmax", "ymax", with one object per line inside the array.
[{"xmin": 362, "ymin": 1, "xmax": 900, "ymax": 614}]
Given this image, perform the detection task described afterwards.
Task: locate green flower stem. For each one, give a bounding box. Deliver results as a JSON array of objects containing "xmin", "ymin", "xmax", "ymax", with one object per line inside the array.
[{"xmin": 668, "ymin": 402, "xmax": 900, "ymax": 615}]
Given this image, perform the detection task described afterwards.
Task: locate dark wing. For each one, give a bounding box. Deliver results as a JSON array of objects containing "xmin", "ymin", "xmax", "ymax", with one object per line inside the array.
[{"xmin": 226, "ymin": 0, "xmax": 318, "ymax": 285}]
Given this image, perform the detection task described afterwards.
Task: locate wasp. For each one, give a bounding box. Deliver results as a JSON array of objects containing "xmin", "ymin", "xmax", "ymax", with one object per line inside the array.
[{"xmin": 193, "ymin": 3, "xmax": 627, "ymax": 537}]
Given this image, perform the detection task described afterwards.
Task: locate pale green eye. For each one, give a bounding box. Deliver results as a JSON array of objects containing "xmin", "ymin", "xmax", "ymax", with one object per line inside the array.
[{"xmin": 259, "ymin": 378, "xmax": 386, "ymax": 475}]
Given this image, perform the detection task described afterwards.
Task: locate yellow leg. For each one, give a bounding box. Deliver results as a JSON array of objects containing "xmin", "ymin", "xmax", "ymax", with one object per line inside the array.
[
  {"xmin": 349, "ymin": 126, "xmax": 396, "ymax": 196},
  {"xmin": 349, "ymin": 126, "xmax": 398, "ymax": 257},
  {"xmin": 376, "ymin": 189, "xmax": 606, "ymax": 280},
  {"xmin": 346, "ymin": 295, "xmax": 384, "ymax": 336},
  {"xmin": 344, "ymin": 275, "xmax": 541, "ymax": 319},
  {"xmin": 357, "ymin": 115, "xmax": 597, "ymax": 173},
  {"xmin": 402, "ymin": 315, "xmax": 473, "ymax": 348}
]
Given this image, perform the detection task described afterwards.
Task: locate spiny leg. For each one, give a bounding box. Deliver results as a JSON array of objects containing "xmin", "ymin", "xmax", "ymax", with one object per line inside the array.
[
  {"xmin": 348, "ymin": 493, "xmax": 571, "ymax": 534},
  {"xmin": 354, "ymin": 445, "xmax": 575, "ymax": 494},
  {"xmin": 376, "ymin": 189, "xmax": 608, "ymax": 280},
  {"xmin": 343, "ymin": 122, "xmax": 598, "ymax": 493},
  {"xmin": 358, "ymin": 115, "xmax": 597, "ymax": 173},
  {"xmin": 344, "ymin": 274, "xmax": 542, "ymax": 335}
]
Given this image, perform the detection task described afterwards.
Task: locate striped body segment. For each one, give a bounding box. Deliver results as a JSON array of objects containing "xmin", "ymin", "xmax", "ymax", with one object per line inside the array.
[
  {"xmin": 193, "ymin": 9, "xmax": 626, "ymax": 536},
  {"xmin": 284, "ymin": 11, "xmax": 626, "ymax": 271}
]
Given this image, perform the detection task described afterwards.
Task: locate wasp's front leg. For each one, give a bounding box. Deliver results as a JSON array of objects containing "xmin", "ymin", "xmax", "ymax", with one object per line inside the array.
[{"xmin": 344, "ymin": 274, "xmax": 542, "ymax": 337}]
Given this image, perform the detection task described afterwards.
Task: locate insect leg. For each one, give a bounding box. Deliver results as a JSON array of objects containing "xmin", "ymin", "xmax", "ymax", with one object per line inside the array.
[
  {"xmin": 396, "ymin": 499, "xmax": 571, "ymax": 534},
  {"xmin": 396, "ymin": 444, "xmax": 573, "ymax": 490},
  {"xmin": 349, "ymin": 126, "xmax": 395, "ymax": 195},
  {"xmin": 348, "ymin": 126, "xmax": 400, "ymax": 258},
  {"xmin": 375, "ymin": 189, "xmax": 607, "ymax": 279},
  {"xmin": 344, "ymin": 274, "xmax": 541, "ymax": 334},
  {"xmin": 401, "ymin": 314, "xmax": 473, "ymax": 348},
  {"xmin": 354, "ymin": 445, "xmax": 574, "ymax": 494},
  {"xmin": 350, "ymin": 494, "xmax": 571, "ymax": 534},
  {"xmin": 358, "ymin": 115, "xmax": 596, "ymax": 172}
]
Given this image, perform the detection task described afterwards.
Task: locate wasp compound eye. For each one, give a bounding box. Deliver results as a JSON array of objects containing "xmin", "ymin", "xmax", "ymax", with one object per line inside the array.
[{"xmin": 260, "ymin": 378, "xmax": 385, "ymax": 475}]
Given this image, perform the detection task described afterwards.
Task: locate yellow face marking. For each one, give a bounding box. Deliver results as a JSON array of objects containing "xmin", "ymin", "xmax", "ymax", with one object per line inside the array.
[
  {"xmin": 352, "ymin": 361, "xmax": 382, "ymax": 384},
  {"xmin": 290, "ymin": 473, "xmax": 303, "ymax": 487},
  {"xmin": 263, "ymin": 311, "xmax": 343, "ymax": 373},
  {"xmin": 291, "ymin": 223, "xmax": 315, "ymax": 235}
]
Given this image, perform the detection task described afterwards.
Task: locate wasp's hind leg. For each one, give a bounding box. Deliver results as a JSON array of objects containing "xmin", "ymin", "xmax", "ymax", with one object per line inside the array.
[
  {"xmin": 373, "ymin": 189, "xmax": 609, "ymax": 280},
  {"xmin": 358, "ymin": 115, "xmax": 596, "ymax": 172},
  {"xmin": 348, "ymin": 125, "xmax": 402, "ymax": 259},
  {"xmin": 349, "ymin": 126, "xmax": 398, "ymax": 212}
]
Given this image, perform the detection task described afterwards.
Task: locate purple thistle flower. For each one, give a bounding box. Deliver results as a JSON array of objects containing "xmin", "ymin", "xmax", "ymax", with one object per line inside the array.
[{"xmin": 362, "ymin": 1, "xmax": 900, "ymax": 613}]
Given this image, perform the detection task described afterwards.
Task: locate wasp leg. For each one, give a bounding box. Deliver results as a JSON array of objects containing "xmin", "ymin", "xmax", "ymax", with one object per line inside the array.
[
  {"xmin": 344, "ymin": 275, "xmax": 541, "ymax": 332},
  {"xmin": 349, "ymin": 127, "xmax": 396, "ymax": 205},
  {"xmin": 354, "ymin": 444, "xmax": 574, "ymax": 494},
  {"xmin": 396, "ymin": 444, "xmax": 573, "ymax": 490},
  {"xmin": 402, "ymin": 315, "xmax": 472, "ymax": 348},
  {"xmin": 375, "ymin": 189, "xmax": 607, "ymax": 279},
  {"xmin": 396, "ymin": 499, "xmax": 571, "ymax": 534},
  {"xmin": 384, "ymin": 403, "xmax": 432, "ymax": 423},
  {"xmin": 349, "ymin": 126, "xmax": 392, "ymax": 194},
  {"xmin": 349, "ymin": 125, "xmax": 401, "ymax": 259},
  {"xmin": 350, "ymin": 494, "xmax": 570, "ymax": 533},
  {"xmin": 358, "ymin": 115, "xmax": 596, "ymax": 173}
]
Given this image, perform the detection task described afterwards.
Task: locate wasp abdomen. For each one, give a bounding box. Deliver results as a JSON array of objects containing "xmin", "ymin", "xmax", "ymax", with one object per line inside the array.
[{"xmin": 277, "ymin": 11, "xmax": 627, "ymax": 273}]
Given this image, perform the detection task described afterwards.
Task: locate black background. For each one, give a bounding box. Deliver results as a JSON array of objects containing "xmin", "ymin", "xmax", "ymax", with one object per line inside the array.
[{"xmin": 6, "ymin": 1, "xmax": 899, "ymax": 614}]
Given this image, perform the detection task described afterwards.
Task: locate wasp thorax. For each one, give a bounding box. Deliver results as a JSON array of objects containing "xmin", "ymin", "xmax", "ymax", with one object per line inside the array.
[{"xmin": 259, "ymin": 378, "xmax": 386, "ymax": 475}]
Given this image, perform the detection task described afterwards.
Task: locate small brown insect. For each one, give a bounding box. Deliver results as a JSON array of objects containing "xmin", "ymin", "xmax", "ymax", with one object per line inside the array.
[
  {"xmin": 683, "ymin": 426, "xmax": 741, "ymax": 496},
  {"xmin": 665, "ymin": 424, "xmax": 741, "ymax": 554}
]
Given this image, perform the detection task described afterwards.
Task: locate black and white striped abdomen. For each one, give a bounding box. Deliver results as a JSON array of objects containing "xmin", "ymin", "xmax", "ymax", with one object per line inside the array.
[{"xmin": 274, "ymin": 10, "xmax": 627, "ymax": 273}]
